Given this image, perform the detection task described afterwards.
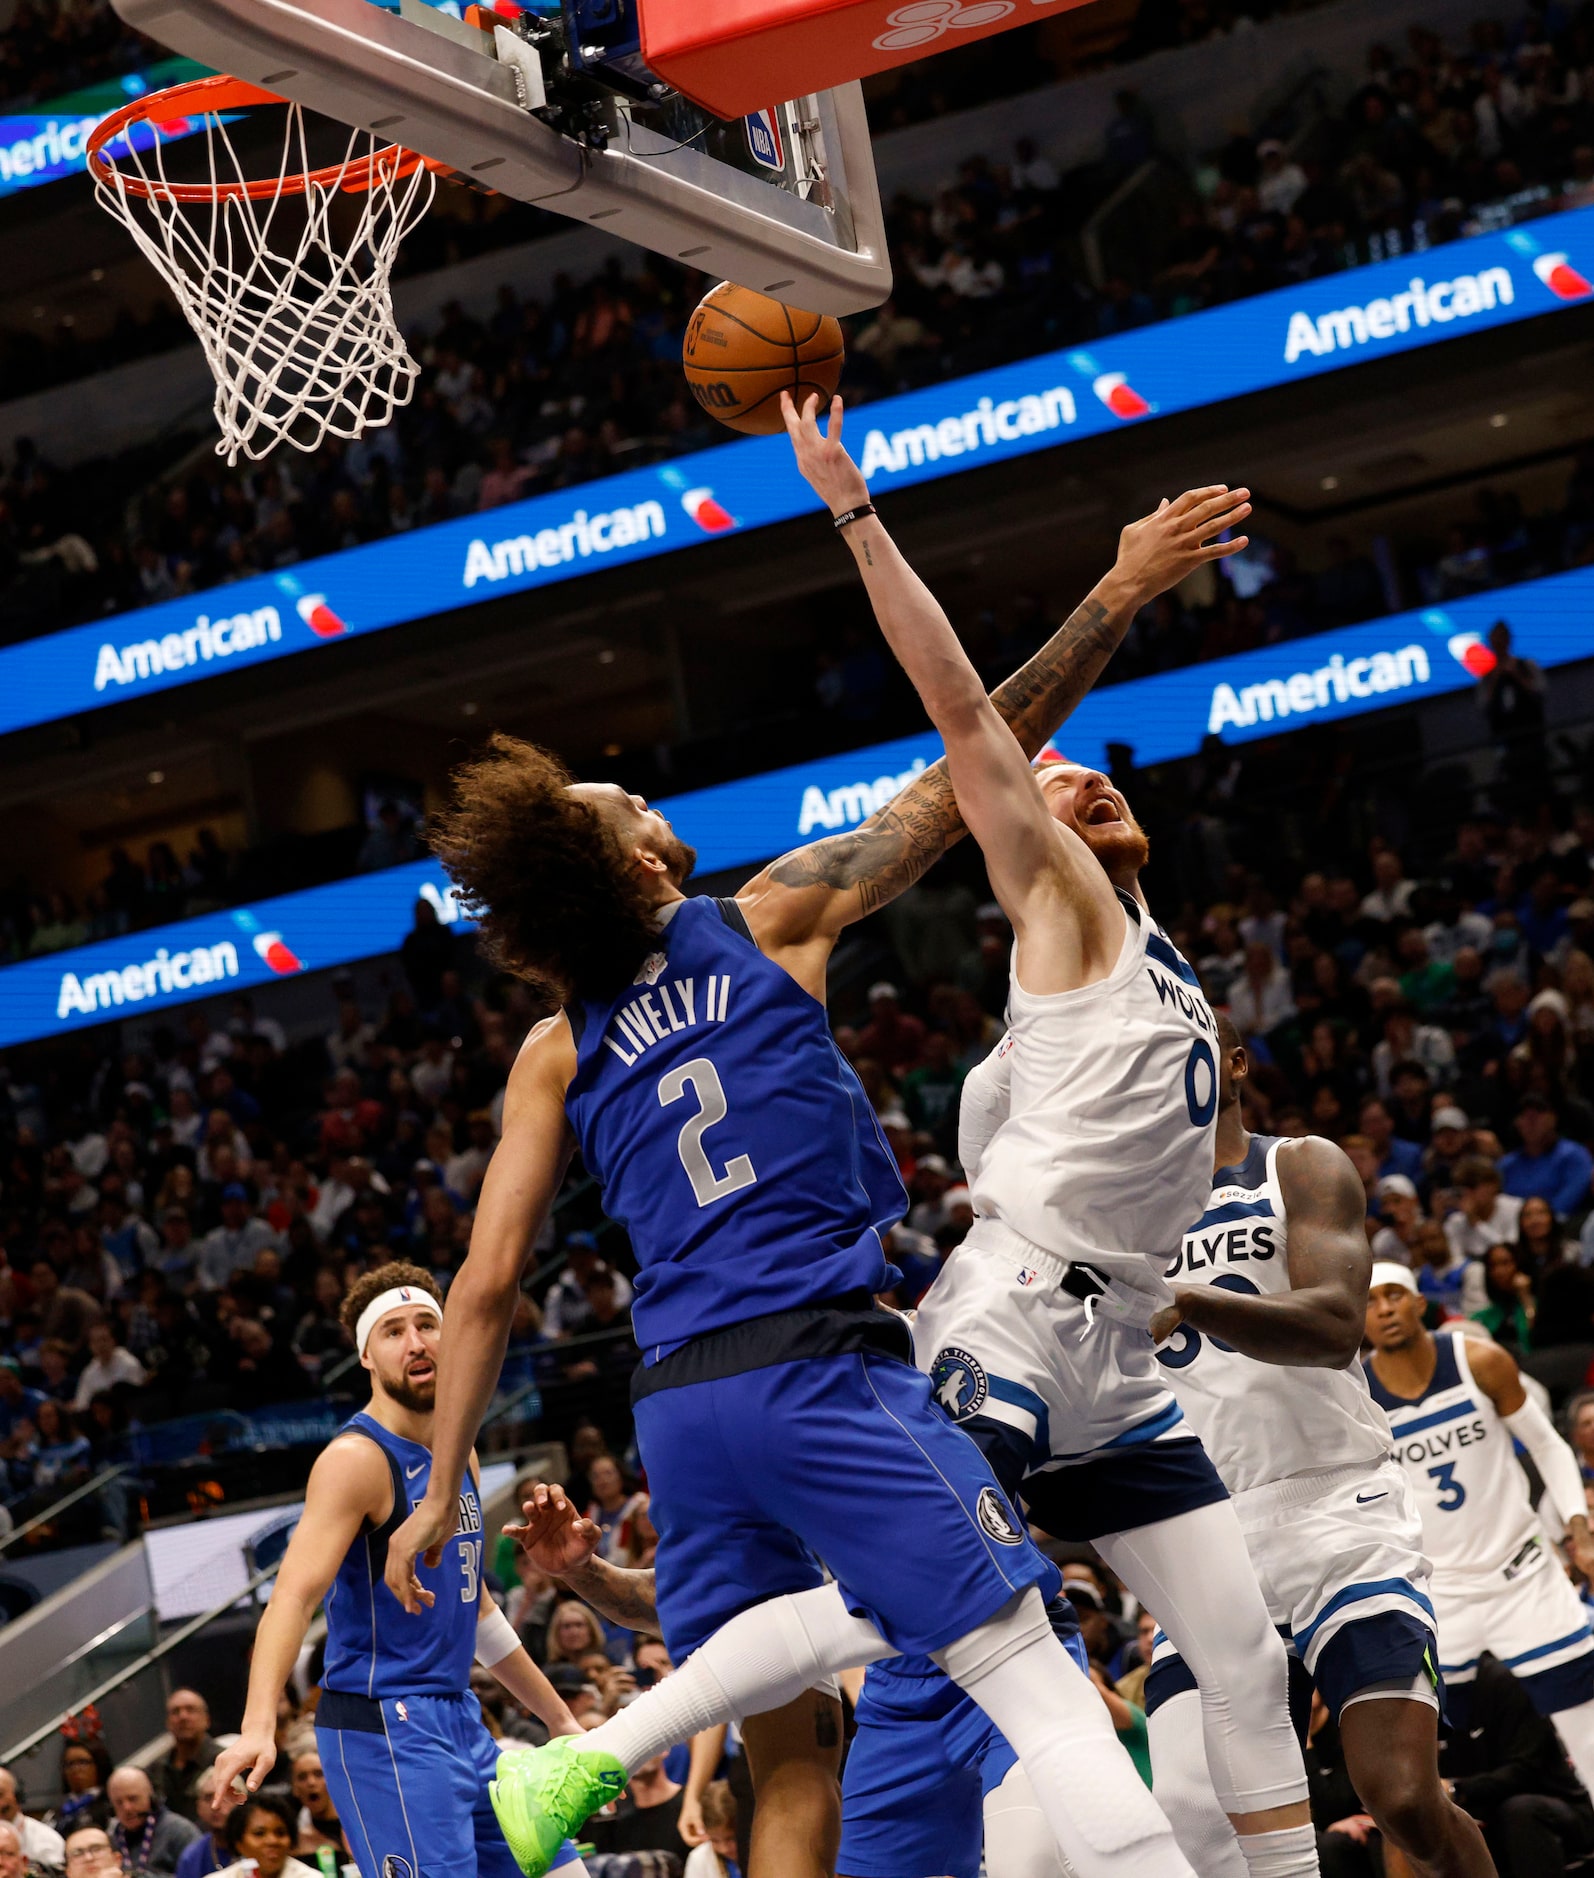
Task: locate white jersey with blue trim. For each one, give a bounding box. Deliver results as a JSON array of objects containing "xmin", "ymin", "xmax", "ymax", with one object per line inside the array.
[
  {"xmin": 1367, "ymin": 1329, "xmax": 1543, "ymax": 1585},
  {"xmin": 969, "ymin": 891, "xmax": 1220, "ymax": 1278},
  {"xmin": 1158, "ymin": 1134, "xmax": 1394, "ymax": 1495}
]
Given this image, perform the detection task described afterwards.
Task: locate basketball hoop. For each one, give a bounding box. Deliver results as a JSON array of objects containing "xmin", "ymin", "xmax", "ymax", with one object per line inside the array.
[{"xmin": 88, "ymin": 75, "xmax": 445, "ymax": 464}]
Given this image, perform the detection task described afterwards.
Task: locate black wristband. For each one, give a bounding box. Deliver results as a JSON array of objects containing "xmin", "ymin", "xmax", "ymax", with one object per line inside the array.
[{"xmin": 832, "ymin": 504, "xmax": 877, "ymax": 531}]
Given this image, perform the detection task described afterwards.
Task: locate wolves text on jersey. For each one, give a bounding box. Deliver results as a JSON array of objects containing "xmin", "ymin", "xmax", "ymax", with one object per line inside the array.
[
  {"xmin": 601, "ymin": 974, "xmax": 733, "ymax": 1068},
  {"xmin": 1165, "ymin": 1217, "xmax": 1279, "ymax": 1278},
  {"xmin": 1397, "ymin": 1416, "xmax": 1488, "ymax": 1467},
  {"xmin": 1146, "ymin": 960, "xmax": 1218, "ymax": 1038}
]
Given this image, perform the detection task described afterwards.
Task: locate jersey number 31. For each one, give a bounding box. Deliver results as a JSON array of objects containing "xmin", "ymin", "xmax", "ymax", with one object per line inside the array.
[{"xmin": 659, "ymin": 1058, "xmax": 759, "ymax": 1208}]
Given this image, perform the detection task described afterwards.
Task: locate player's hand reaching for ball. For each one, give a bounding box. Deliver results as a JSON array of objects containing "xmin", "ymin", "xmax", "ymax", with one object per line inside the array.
[
  {"xmin": 1111, "ymin": 485, "xmax": 1252, "ymax": 607},
  {"xmin": 384, "ymin": 1494, "xmax": 453, "ymax": 1614},
  {"xmin": 505, "ymin": 1481, "xmax": 603, "ymax": 1577},
  {"xmin": 781, "ymin": 391, "xmax": 870, "ymax": 518},
  {"xmin": 212, "ymin": 1731, "xmax": 277, "ymax": 1809}
]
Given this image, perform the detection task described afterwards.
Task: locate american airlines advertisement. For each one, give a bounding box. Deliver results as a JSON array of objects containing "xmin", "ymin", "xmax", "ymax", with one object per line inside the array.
[
  {"xmin": 0, "ymin": 208, "xmax": 1591, "ymax": 743},
  {"xmin": 3, "ymin": 563, "xmax": 1593, "ymax": 1051}
]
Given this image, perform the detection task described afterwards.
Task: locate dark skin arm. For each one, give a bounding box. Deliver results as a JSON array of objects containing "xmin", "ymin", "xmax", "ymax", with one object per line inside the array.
[
  {"xmin": 1150, "ymin": 1136, "xmax": 1371, "ymax": 1367},
  {"xmin": 1466, "ymin": 1337, "xmax": 1594, "ymax": 1577}
]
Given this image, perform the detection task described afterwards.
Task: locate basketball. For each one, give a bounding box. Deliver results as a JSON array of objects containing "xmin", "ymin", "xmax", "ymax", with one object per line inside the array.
[{"xmin": 682, "ymin": 283, "xmax": 845, "ymax": 436}]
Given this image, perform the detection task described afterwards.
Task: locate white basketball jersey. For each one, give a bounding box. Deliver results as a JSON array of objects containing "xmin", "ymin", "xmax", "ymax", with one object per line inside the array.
[
  {"xmin": 1367, "ymin": 1330, "xmax": 1543, "ymax": 1584},
  {"xmin": 970, "ymin": 892, "xmax": 1219, "ymax": 1278},
  {"xmin": 1159, "ymin": 1134, "xmax": 1394, "ymax": 1495}
]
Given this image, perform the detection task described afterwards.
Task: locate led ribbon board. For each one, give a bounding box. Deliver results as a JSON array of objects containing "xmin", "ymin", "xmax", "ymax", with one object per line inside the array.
[
  {"xmin": 0, "ymin": 59, "xmax": 209, "ymax": 199},
  {"xmin": 4, "ymin": 562, "xmax": 1592, "ymax": 1050},
  {"xmin": 2, "ymin": 208, "xmax": 1592, "ymax": 740}
]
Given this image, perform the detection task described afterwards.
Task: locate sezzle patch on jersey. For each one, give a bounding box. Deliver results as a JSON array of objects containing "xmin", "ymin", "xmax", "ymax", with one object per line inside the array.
[{"xmin": 930, "ymin": 1347, "xmax": 987, "ymax": 1419}]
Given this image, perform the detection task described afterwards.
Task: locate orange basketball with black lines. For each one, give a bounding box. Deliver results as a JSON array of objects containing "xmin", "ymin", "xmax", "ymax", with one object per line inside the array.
[{"xmin": 682, "ymin": 282, "xmax": 844, "ymax": 436}]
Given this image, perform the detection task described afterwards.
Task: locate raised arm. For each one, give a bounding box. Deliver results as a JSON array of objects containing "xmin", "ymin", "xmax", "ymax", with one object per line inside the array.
[
  {"xmin": 1152, "ymin": 1136, "xmax": 1371, "ymax": 1367},
  {"xmin": 740, "ymin": 393, "xmax": 1250, "ymax": 982},
  {"xmin": 384, "ymin": 1018, "xmax": 577, "ymax": 1613}
]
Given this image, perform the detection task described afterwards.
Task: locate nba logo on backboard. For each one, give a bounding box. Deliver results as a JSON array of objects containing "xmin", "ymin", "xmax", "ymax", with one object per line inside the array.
[{"xmin": 745, "ymin": 108, "xmax": 783, "ymax": 171}]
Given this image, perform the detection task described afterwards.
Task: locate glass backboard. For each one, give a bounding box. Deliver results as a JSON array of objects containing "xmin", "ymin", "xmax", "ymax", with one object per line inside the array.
[{"xmin": 109, "ymin": 0, "xmax": 892, "ymax": 314}]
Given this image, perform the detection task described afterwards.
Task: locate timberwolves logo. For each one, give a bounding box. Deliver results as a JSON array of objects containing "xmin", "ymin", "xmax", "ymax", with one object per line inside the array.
[
  {"xmin": 930, "ymin": 1347, "xmax": 987, "ymax": 1420},
  {"xmin": 977, "ymin": 1486, "xmax": 1023, "ymax": 1546},
  {"xmin": 383, "ymin": 1859, "xmax": 413, "ymax": 1878}
]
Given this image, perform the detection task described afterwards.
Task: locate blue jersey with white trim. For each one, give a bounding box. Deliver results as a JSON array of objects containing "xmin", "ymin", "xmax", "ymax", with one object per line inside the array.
[
  {"xmin": 321, "ymin": 1414, "xmax": 484, "ymax": 1698},
  {"xmin": 1367, "ymin": 1330, "xmax": 1542, "ymax": 1583},
  {"xmin": 566, "ymin": 897, "xmax": 905, "ymax": 1353},
  {"xmin": 1158, "ymin": 1133, "xmax": 1392, "ymax": 1493}
]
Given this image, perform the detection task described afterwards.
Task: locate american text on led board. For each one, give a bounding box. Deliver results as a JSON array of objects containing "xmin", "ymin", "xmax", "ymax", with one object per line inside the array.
[
  {"xmin": 1, "ymin": 563, "xmax": 1589, "ymax": 1050},
  {"xmin": 2, "ymin": 209, "xmax": 1591, "ymax": 742}
]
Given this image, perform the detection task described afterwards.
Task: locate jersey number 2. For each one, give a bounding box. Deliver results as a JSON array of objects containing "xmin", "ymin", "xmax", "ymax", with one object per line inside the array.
[{"xmin": 659, "ymin": 1058, "xmax": 758, "ymax": 1208}]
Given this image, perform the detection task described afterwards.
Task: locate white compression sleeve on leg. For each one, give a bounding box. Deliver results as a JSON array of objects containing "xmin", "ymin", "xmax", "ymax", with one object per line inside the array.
[
  {"xmin": 1550, "ymin": 1695, "xmax": 1594, "ymax": 1795},
  {"xmin": 1234, "ymin": 1827, "xmax": 1318, "ymax": 1877},
  {"xmin": 1098, "ymin": 1501, "xmax": 1306, "ymax": 1816},
  {"xmin": 933, "ymin": 1587, "xmax": 1193, "ymax": 1876},
  {"xmin": 982, "ymin": 1760, "xmax": 1069, "ymax": 1878},
  {"xmin": 583, "ymin": 1583, "xmax": 893, "ymax": 1773},
  {"xmin": 1503, "ymin": 1397, "xmax": 1588, "ymax": 1527},
  {"xmin": 1144, "ymin": 1686, "xmax": 1248, "ymax": 1878}
]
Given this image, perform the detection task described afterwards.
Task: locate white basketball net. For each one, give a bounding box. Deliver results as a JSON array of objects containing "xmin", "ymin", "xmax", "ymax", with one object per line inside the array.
[{"xmin": 92, "ymin": 100, "xmax": 436, "ymax": 464}]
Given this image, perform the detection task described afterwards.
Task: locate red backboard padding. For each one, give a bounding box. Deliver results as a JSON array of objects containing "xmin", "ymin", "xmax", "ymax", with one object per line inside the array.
[{"xmin": 637, "ymin": 0, "xmax": 1079, "ymax": 121}]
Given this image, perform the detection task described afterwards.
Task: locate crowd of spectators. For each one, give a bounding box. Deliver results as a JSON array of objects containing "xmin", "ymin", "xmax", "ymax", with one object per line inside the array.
[
  {"xmin": 6, "ymin": 424, "xmax": 1584, "ymax": 964},
  {"xmin": 6, "ymin": 2, "xmax": 1594, "ymax": 639},
  {"xmin": 2, "ymin": 645, "xmax": 1594, "ymax": 1866}
]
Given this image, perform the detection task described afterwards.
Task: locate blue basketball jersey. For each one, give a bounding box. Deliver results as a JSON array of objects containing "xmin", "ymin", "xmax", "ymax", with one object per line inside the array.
[
  {"xmin": 321, "ymin": 1413, "xmax": 485, "ymax": 1699},
  {"xmin": 566, "ymin": 896, "xmax": 906, "ymax": 1353}
]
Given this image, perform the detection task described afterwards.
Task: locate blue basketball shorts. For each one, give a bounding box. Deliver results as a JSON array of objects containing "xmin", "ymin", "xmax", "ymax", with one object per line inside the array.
[
  {"xmin": 318, "ymin": 1690, "xmax": 579, "ymax": 1878},
  {"xmin": 633, "ymin": 1346, "xmax": 1058, "ymax": 1660},
  {"xmin": 839, "ymin": 1600, "xmax": 1089, "ymax": 1878},
  {"xmin": 838, "ymin": 1663, "xmax": 1017, "ymax": 1878}
]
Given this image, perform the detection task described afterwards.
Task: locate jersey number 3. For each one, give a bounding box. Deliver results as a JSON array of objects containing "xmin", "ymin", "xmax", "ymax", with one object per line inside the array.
[
  {"xmin": 1427, "ymin": 1460, "xmax": 1467, "ymax": 1512},
  {"xmin": 659, "ymin": 1057, "xmax": 758, "ymax": 1208}
]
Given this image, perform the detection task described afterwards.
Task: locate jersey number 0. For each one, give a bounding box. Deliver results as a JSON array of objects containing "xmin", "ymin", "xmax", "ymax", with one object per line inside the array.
[{"xmin": 659, "ymin": 1057, "xmax": 759, "ymax": 1208}]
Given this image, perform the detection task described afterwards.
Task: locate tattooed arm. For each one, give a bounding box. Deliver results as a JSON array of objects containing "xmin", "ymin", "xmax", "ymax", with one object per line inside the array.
[{"xmin": 738, "ymin": 390, "xmax": 1249, "ymax": 992}]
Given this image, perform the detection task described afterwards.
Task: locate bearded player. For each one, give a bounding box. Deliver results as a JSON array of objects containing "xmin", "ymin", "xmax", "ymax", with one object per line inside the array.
[
  {"xmin": 1136, "ymin": 1019, "xmax": 1492, "ymax": 1878},
  {"xmin": 816, "ymin": 382, "xmax": 1314, "ymax": 1875},
  {"xmin": 212, "ymin": 1264, "xmax": 588, "ymax": 1878},
  {"xmin": 385, "ymin": 397, "xmax": 1251, "ymax": 1878}
]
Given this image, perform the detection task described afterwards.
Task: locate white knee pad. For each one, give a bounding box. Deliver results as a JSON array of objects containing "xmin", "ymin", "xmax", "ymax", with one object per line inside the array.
[{"xmin": 934, "ymin": 1588, "xmax": 1178, "ymax": 1863}]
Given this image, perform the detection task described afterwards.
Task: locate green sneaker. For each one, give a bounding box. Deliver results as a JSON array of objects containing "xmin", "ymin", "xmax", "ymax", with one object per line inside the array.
[{"xmin": 490, "ymin": 1739, "xmax": 626, "ymax": 1877}]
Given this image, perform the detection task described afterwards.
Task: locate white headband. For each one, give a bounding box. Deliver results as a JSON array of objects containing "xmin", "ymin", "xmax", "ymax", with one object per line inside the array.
[
  {"xmin": 1369, "ymin": 1261, "xmax": 1419, "ymax": 1297},
  {"xmin": 355, "ymin": 1285, "xmax": 438, "ymax": 1355}
]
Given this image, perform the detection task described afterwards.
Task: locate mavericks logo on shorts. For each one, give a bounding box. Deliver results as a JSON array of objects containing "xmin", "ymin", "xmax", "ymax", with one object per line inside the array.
[
  {"xmin": 930, "ymin": 1347, "xmax": 987, "ymax": 1419},
  {"xmin": 383, "ymin": 1859, "xmax": 414, "ymax": 1878},
  {"xmin": 976, "ymin": 1486, "xmax": 1024, "ymax": 1546}
]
